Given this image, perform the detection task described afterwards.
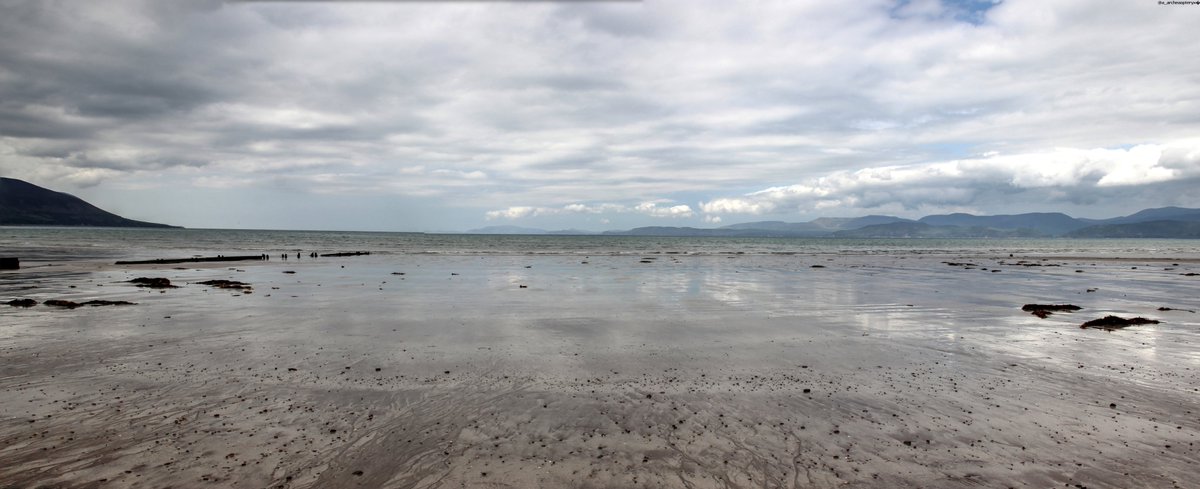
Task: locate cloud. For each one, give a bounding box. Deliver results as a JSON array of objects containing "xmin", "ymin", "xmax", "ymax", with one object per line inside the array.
[
  {"xmin": 634, "ymin": 201, "xmax": 695, "ymax": 218},
  {"xmin": 485, "ymin": 206, "xmax": 541, "ymax": 220},
  {"xmin": 699, "ymin": 140, "xmax": 1200, "ymax": 216},
  {"xmin": 1, "ymin": 0, "xmax": 1198, "ymax": 230},
  {"xmin": 486, "ymin": 201, "xmax": 694, "ymax": 220}
]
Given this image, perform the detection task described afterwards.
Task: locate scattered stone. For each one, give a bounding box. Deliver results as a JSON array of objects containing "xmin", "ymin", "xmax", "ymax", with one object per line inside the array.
[
  {"xmin": 810, "ymin": 265, "xmax": 825, "ymax": 268},
  {"xmin": 391, "ymin": 272, "xmax": 405, "ymax": 275},
  {"xmin": 128, "ymin": 277, "xmax": 177, "ymax": 288},
  {"xmin": 1157, "ymin": 307, "xmax": 1195, "ymax": 313},
  {"xmin": 321, "ymin": 251, "xmax": 370, "ymax": 257},
  {"xmin": 6, "ymin": 298, "xmax": 37, "ymax": 307},
  {"xmin": 943, "ymin": 262, "xmax": 976, "ymax": 267},
  {"xmin": 81, "ymin": 300, "xmax": 136, "ymax": 307},
  {"xmin": 196, "ymin": 279, "xmax": 252, "ymax": 290},
  {"xmin": 1081, "ymin": 316, "xmax": 1160, "ymax": 331},
  {"xmin": 1022, "ymin": 304, "xmax": 1081, "ymax": 318},
  {"xmin": 43, "ymin": 299, "xmax": 136, "ymax": 309},
  {"xmin": 282, "ymin": 271, "xmax": 296, "ymax": 274}
]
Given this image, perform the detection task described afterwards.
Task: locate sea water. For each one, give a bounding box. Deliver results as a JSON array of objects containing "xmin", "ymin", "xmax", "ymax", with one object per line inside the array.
[{"xmin": 3, "ymin": 226, "xmax": 1200, "ymax": 264}]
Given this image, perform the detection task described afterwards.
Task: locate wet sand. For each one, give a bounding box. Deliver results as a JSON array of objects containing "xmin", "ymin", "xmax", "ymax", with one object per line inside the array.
[{"xmin": 2, "ymin": 253, "xmax": 1199, "ymax": 488}]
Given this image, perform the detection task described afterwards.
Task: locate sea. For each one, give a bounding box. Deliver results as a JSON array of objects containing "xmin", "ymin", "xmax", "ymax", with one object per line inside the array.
[{"xmin": 3, "ymin": 226, "xmax": 1200, "ymax": 265}]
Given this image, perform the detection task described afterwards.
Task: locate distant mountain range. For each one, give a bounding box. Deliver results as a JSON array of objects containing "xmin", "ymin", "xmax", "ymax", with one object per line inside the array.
[
  {"xmin": 5, "ymin": 175, "xmax": 1198, "ymax": 237},
  {"xmin": 477, "ymin": 207, "xmax": 1200, "ymax": 239},
  {"xmin": 0, "ymin": 177, "xmax": 177, "ymax": 228}
]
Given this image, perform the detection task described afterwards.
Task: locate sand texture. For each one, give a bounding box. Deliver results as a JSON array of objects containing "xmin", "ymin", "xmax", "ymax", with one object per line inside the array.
[{"xmin": 2, "ymin": 253, "xmax": 1199, "ymax": 488}]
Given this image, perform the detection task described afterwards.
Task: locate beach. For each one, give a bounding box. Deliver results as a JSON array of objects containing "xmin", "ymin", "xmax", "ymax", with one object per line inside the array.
[{"xmin": 2, "ymin": 239, "xmax": 1200, "ymax": 488}]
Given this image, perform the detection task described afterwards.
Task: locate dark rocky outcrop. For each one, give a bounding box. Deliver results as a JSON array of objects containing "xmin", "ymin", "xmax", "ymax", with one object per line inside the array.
[
  {"xmin": 1080, "ymin": 316, "xmax": 1160, "ymax": 331},
  {"xmin": 320, "ymin": 251, "xmax": 371, "ymax": 257},
  {"xmin": 128, "ymin": 277, "xmax": 178, "ymax": 288},
  {"xmin": 6, "ymin": 298, "xmax": 37, "ymax": 307},
  {"xmin": 1022, "ymin": 304, "xmax": 1082, "ymax": 319},
  {"xmin": 196, "ymin": 280, "xmax": 252, "ymax": 290},
  {"xmin": 43, "ymin": 299, "xmax": 136, "ymax": 309},
  {"xmin": 1157, "ymin": 307, "xmax": 1195, "ymax": 313}
]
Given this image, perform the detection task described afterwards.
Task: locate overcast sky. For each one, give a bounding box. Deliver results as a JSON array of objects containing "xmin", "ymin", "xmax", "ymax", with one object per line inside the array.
[{"xmin": 2, "ymin": 0, "xmax": 1199, "ymax": 231}]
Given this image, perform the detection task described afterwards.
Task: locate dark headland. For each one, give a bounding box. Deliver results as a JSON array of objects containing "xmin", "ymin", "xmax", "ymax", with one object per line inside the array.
[{"xmin": 0, "ymin": 177, "xmax": 177, "ymax": 228}]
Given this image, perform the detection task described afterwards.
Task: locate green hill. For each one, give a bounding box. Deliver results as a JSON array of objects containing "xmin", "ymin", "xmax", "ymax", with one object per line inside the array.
[
  {"xmin": 1065, "ymin": 220, "xmax": 1200, "ymax": 238},
  {"xmin": 0, "ymin": 177, "xmax": 177, "ymax": 228}
]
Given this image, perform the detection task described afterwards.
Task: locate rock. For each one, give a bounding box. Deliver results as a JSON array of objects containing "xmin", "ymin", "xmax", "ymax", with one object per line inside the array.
[
  {"xmin": 80, "ymin": 300, "xmax": 135, "ymax": 307},
  {"xmin": 196, "ymin": 279, "xmax": 252, "ymax": 290},
  {"xmin": 1081, "ymin": 316, "xmax": 1160, "ymax": 331},
  {"xmin": 321, "ymin": 251, "xmax": 370, "ymax": 257},
  {"xmin": 1158, "ymin": 307, "xmax": 1196, "ymax": 313},
  {"xmin": 1022, "ymin": 304, "xmax": 1082, "ymax": 318},
  {"xmin": 282, "ymin": 271, "xmax": 296, "ymax": 274},
  {"xmin": 44, "ymin": 299, "xmax": 136, "ymax": 309},
  {"xmin": 6, "ymin": 298, "xmax": 37, "ymax": 307},
  {"xmin": 128, "ymin": 277, "xmax": 177, "ymax": 288}
]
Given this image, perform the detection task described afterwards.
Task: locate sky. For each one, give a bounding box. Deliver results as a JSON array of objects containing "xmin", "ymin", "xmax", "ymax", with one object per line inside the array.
[{"xmin": 1, "ymin": 0, "xmax": 1199, "ymax": 232}]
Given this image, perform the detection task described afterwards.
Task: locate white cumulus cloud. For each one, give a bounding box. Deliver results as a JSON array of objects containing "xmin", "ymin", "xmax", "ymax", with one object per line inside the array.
[
  {"xmin": 486, "ymin": 201, "xmax": 694, "ymax": 220},
  {"xmin": 699, "ymin": 140, "xmax": 1200, "ymax": 216}
]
